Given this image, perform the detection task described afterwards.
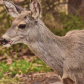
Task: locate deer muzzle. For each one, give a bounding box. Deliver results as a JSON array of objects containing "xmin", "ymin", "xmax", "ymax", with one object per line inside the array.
[{"xmin": 0, "ymin": 38, "xmax": 13, "ymax": 45}]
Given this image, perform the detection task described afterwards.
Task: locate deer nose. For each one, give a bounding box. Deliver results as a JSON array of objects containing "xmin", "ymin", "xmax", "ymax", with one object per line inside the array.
[{"xmin": 0, "ymin": 38, "xmax": 9, "ymax": 45}]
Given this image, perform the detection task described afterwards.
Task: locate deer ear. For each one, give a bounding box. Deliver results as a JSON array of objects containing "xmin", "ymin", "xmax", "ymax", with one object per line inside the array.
[
  {"xmin": 2, "ymin": 0, "xmax": 24, "ymax": 18},
  {"xmin": 30, "ymin": 0, "xmax": 41, "ymax": 19}
]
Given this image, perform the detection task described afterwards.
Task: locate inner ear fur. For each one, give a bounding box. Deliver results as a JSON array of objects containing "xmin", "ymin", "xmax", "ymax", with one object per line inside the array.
[
  {"xmin": 2, "ymin": 0, "xmax": 24, "ymax": 18},
  {"xmin": 29, "ymin": 0, "xmax": 41, "ymax": 19}
]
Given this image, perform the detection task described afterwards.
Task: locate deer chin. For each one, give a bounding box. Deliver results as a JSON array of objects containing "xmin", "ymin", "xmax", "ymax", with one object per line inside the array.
[{"xmin": 3, "ymin": 41, "xmax": 14, "ymax": 47}]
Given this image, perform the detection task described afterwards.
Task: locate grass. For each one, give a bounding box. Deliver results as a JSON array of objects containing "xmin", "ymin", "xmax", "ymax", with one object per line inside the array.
[
  {"xmin": 0, "ymin": 59, "xmax": 52, "ymax": 79},
  {"xmin": 0, "ymin": 58, "xmax": 52, "ymax": 84},
  {"xmin": 0, "ymin": 77, "xmax": 20, "ymax": 84}
]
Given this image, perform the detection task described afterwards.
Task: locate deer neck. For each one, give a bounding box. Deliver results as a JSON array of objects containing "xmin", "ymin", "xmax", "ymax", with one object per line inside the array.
[{"xmin": 25, "ymin": 20, "xmax": 64, "ymax": 77}]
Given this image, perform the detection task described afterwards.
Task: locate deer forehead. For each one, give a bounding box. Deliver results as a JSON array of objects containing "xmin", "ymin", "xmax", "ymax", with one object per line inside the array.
[{"xmin": 12, "ymin": 11, "xmax": 31, "ymax": 26}]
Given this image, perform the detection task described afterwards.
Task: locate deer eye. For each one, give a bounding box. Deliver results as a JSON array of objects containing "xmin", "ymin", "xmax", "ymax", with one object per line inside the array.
[{"xmin": 18, "ymin": 24, "xmax": 26, "ymax": 29}]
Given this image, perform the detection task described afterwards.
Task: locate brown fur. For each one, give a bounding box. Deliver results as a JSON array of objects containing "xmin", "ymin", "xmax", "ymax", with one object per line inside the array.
[{"xmin": 2, "ymin": 0, "xmax": 84, "ymax": 84}]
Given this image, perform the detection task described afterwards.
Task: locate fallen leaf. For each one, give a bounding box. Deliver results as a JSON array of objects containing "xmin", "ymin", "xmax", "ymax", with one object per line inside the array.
[
  {"xmin": 15, "ymin": 73, "xmax": 23, "ymax": 78},
  {"xmin": 4, "ymin": 72, "xmax": 12, "ymax": 76},
  {"xmin": 33, "ymin": 63, "xmax": 43, "ymax": 67},
  {"xmin": 7, "ymin": 57, "xmax": 12, "ymax": 65},
  {"xmin": 23, "ymin": 55, "xmax": 28, "ymax": 60}
]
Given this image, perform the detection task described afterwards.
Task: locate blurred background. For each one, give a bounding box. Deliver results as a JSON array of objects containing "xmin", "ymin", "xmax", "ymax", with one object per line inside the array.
[{"xmin": 0, "ymin": 0, "xmax": 84, "ymax": 83}]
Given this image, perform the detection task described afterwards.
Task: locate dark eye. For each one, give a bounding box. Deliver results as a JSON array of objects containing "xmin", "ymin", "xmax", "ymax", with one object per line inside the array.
[{"xmin": 18, "ymin": 24, "xmax": 26, "ymax": 29}]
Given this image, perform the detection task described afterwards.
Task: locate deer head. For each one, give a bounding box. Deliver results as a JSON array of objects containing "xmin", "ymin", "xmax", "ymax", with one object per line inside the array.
[{"xmin": 1, "ymin": 0, "xmax": 41, "ymax": 47}]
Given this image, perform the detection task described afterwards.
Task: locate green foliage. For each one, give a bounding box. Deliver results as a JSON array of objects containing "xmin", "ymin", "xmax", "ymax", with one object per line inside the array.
[
  {"xmin": 51, "ymin": 13, "xmax": 84, "ymax": 36},
  {"xmin": 0, "ymin": 72, "xmax": 3, "ymax": 79},
  {"xmin": 0, "ymin": 59, "xmax": 52, "ymax": 79},
  {"xmin": 0, "ymin": 77, "xmax": 20, "ymax": 84}
]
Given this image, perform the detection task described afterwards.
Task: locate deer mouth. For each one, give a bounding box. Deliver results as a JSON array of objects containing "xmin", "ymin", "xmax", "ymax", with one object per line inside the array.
[
  {"xmin": 8, "ymin": 41, "xmax": 13, "ymax": 44},
  {"xmin": 3, "ymin": 40, "xmax": 14, "ymax": 47},
  {"xmin": 0, "ymin": 38, "xmax": 13, "ymax": 45}
]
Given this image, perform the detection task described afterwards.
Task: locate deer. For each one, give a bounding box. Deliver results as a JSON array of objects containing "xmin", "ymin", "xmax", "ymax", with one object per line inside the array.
[{"xmin": 1, "ymin": 0, "xmax": 84, "ymax": 84}]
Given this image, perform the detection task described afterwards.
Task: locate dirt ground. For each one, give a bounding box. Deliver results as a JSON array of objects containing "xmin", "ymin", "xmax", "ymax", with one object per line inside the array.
[{"xmin": 20, "ymin": 72, "xmax": 62, "ymax": 84}]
